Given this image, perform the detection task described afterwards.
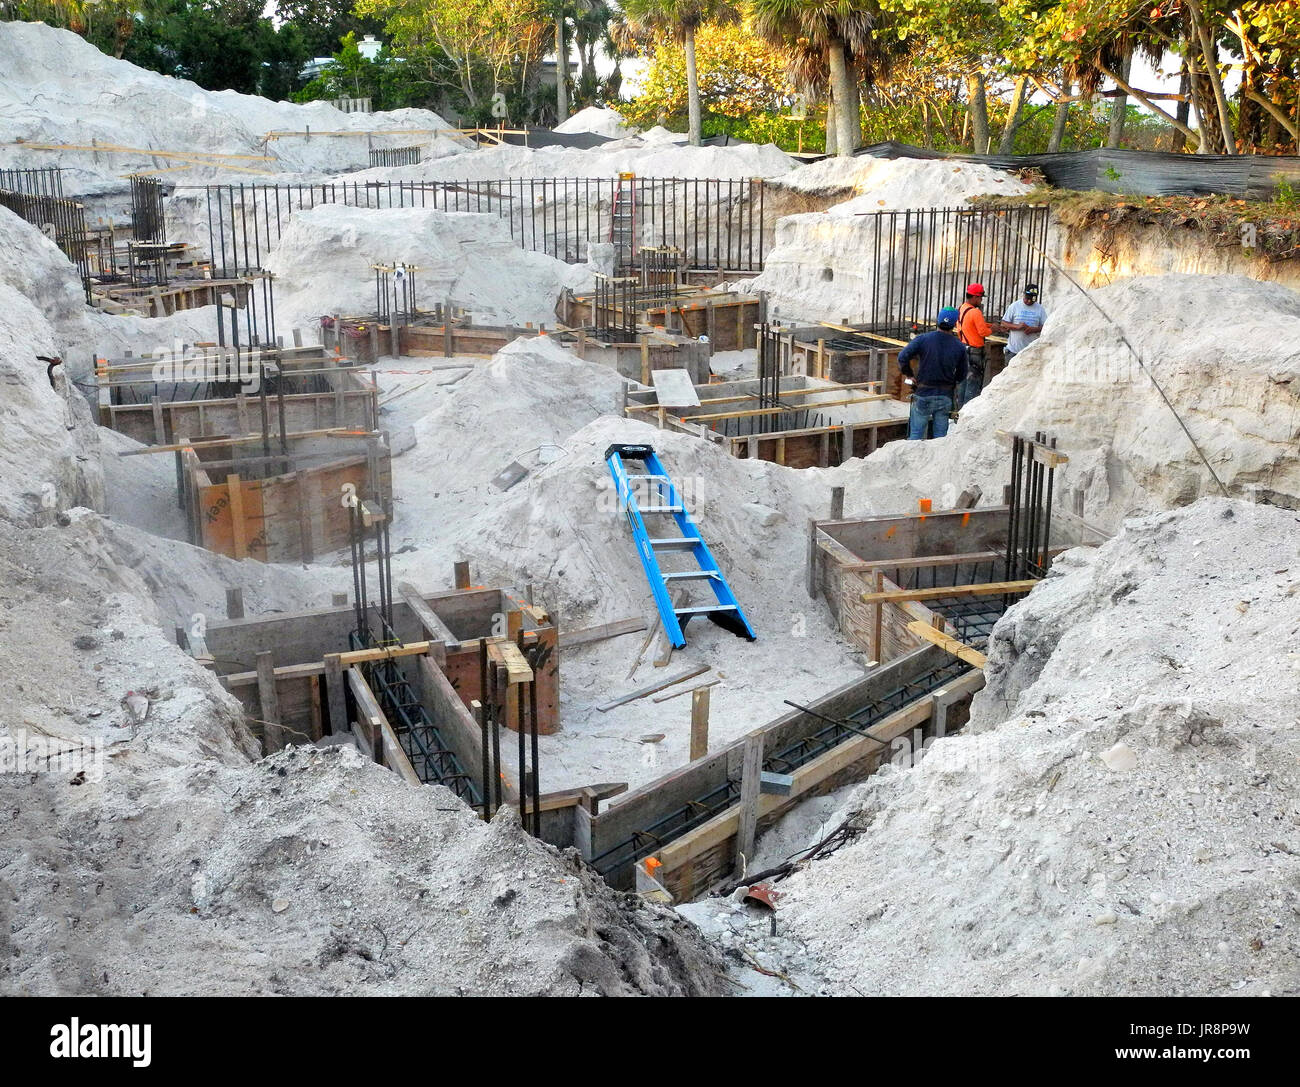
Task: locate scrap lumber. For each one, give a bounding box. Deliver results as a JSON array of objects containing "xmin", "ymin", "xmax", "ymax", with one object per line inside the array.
[
  {"xmin": 397, "ymin": 581, "xmax": 459, "ymax": 644},
  {"xmin": 596, "ymin": 665, "xmax": 710, "ymax": 713},
  {"xmin": 651, "ymin": 678, "xmax": 720, "ymax": 704},
  {"xmin": 905, "ymin": 621, "xmax": 989, "ymax": 668},
  {"xmin": 559, "ymin": 617, "xmax": 647, "ymax": 648}
]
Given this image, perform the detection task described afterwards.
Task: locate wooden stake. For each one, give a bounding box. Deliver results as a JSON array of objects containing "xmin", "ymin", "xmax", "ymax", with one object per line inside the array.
[
  {"xmin": 689, "ymin": 686, "xmax": 710, "ymax": 761},
  {"xmin": 256, "ymin": 651, "xmax": 285, "ymax": 754},
  {"xmin": 734, "ymin": 733, "xmax": 763, "ymax": 879}
]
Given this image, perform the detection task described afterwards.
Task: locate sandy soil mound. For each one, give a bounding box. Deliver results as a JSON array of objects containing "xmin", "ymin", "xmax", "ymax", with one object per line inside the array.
[
  {"xmin": 0, "ymin": 21, "xmax": 452, "ymax": 189},
  {"xmin": 0, "ymin": 512, "xmax": 725, "ymax": 996},
  {"xmin": 263, "ymin": 205, "xmax": 581, "ymax": 336},
  {"xmin": 745, "ymin": 159, "xmax": 1033, "ymax": 323},
  {"xmin": 852, "ymin": 274, "xmax": 1300, "ymax": 529},
  {"xmin": 555, "ymin": 106, "xmax": 633, "ymax": 139},
  {"xmin": 701, "ymin": 498, "xmax": 1300, "ymax": 996}
]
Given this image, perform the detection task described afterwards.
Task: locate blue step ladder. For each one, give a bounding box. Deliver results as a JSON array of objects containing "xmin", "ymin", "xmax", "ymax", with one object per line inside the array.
[{"xmin": 605, "ymin": 443, "xmax": 757, "ymax": 649}]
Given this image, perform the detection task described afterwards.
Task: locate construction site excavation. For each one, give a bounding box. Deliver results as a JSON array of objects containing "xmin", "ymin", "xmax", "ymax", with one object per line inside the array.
[{"xmin": 1, "ymin": 14, "xmax": 1299, "ymax": 1026}]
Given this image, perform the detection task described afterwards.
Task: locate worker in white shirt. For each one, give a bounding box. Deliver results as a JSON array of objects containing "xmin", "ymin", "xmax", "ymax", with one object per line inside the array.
[{"xmin": 1000, "ymin": 282, "xmax": 1046, "ymax": 363}]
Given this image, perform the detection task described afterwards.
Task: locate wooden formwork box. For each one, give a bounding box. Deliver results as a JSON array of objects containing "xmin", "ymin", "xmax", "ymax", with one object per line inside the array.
[
  {"xmin": 809, "ymin": 505, "xmax": 1104, "ymax": 664},
  {"xmin": 95, "ymin": 277, "xmax": 252, "ymax": 318},
  {"xmin": 95, "ymin": 346, "xmax": 377, "ymax": 444},
  {"xmin": 205, "ymin": 588, "xmax": 561, "ymax": 755},
  {"xmin": 577, "ymin": 644, "xmax": 983, "ymax": 900},
  {"xmin": 640, "ymin": 294, "xmax": 764, "ymax": 352},
  {"xmin": 181, "ymin": 445, "xmax": 391, "ymax": 563},
  {"xmin": 624, "ymin": 376, "xmax": 908, "ymax": 468}
]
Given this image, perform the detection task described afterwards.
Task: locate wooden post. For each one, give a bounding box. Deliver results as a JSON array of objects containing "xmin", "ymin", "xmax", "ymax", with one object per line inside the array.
[
  {"xmin": 806, "ymin": 517, "xmax": 819, "ymax": 599},
  {"xmin": 746, "ymin": 435, "xmax": 759, "ymax": 460},
  {"xmin": 453, "ymin": 560, "xmax": 471, "ymax": 590},
  {"xmin": 689, "ymin": 686, "xmax": 710, "ymax": 761},
  {"xmin": 256, "ymin": 651, "xmax": 285, "ymax": 754},
  {"xmin": 150, "ymin": 395, "xmax": 165, "ymax": 444},
  {"xmin": 640, "ymin": 340, "xmax": 650, "ymax": 385},
  {"xmin": 225, "ymin": 587, "xmax": 244, "ymax": 619},
  {"xmin": 323, "ymin": 653, "xmax": 347, "ymax": 735},
  {"xmin": 734, "ymin": 733, "xmax": 764, "ymax": 879},
  {"xmin": 830, "ymin": 485, "xmax": 845, "ymax": 521},
  {"xmin": 295, "ymin": 471, "xmax": 314, "ymax": 563}
]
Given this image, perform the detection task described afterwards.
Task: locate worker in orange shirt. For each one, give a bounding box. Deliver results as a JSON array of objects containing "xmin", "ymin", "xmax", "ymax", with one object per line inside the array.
[{"xmin": 956, "ymin": 283, "xmax": 995, "ymax": 407}]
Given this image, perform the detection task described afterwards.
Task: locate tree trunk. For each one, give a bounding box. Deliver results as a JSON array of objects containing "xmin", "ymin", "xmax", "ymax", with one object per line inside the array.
[
  {"xmin": 1101, "ymin": 60, "xmax": 1202, "ymax": 149},
  {"xmin": 825, "ymin": 90, "xmax": 838, "ymax": 155},
  {"xmin": 998, "ymin": 75, "xmax": 1028, "ymax": 153},
  {"xmin": 1187, "ymin": 0, "xmax": 1235, "ymax": 152},
  {"xmin": 1107, "ymin": 47, "xmax": 1131, "ymax": 148},
  {"xmin": 845, "ymin": 61, "xmax": 862, "ymax": 152},
  {"xmin": 923, "ymin": 99, "xmax": 935, "ymax": 149},
  {"xmin": 1172, "ymin": 65, "xmax": 1191, "ymax": 151},
  {"xmin": 685, "ymin": 26, "xmax": 702, "ymax": 146},
  {"xmin": 966, "ymin": 72, "xmax": 990, "ymax": 154},
  {"xmin": 827, "ymin": 42, "xmax": 855, "ymax": 157},
  {"xmin": 555, "ymin": 15, "xmax": 568, "ymax": 122},
  {"xmin": 1048, "ymin": 78, "xmax": 1071, "ymax": 152}
]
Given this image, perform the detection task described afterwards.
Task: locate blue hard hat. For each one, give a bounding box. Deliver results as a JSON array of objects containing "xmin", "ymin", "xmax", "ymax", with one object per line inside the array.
[{"xmin": 938, "ymin": 307, "xmax": 959, "ymax": 329}]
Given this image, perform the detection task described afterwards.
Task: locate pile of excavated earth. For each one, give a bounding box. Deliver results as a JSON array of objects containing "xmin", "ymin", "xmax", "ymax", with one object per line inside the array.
[{"xmin": 1, "ymin": 19, "xmax": 1297, "ymax": 996}]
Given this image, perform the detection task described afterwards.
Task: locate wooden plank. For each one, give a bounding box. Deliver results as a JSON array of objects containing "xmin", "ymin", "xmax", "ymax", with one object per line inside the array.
[
  {"xmin": 397, "ymin": 581, "xmax": 459, "ymax": 644},
  {"xmin": 323, "ymin": 653, "xmax": 347, "ymax": 733},
  {"xmin": 689, "ymin": 685, "xmax": 711, "ymax": 760},
  {"xmin": 453, "ymin": 561, "xmax": 471, "ymax": 590},
  {"xmin": 256, "ymin": 651, "xmax": 285, "ymax": 754},
  {"xmin": 859, "ymin": 580, "xmax": 1039, "ymax": 605},
  {"xmin": 653, "ymin": 678, "xmax": 720, "ymax": 704},
  {"xmin": 733, "ymin": 733, "xmax": 764, "ymax": 878},
  {"xmin": 346, "ymin": 667, "xmax": 384, "ymax": 761},
  {"xmin": 487, "ymin": 638, "xmax": 533, "ymax": 684},
  {"xmin": 906, "ymin": 621, "xmax": 989, "ymax": 667},
  {"xmin": 558, "ymin": 617, "xmax": 647, "ymax": 648},
  {"xmin": 116, "ymin": 426, "xmax": 370, "ymax": 456},
  {"xmin": 596, "ymin": 664, "xmax": 710, "ymax": 713}
]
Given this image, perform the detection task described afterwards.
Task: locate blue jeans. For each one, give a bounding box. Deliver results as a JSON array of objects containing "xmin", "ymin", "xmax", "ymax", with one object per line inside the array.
[
  {"xmin": 957, "ymin": 347, "xmax": 986, "ymax": 408},
  {"xmin": 907, "ymin": 393, "xmax": 953, "ymax": 440}
]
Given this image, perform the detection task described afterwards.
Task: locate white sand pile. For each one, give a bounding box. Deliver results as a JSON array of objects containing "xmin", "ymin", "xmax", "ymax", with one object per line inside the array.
[
  {"xmin": 848, "ymin": 274, "xmax": 1300, "ymax": 531},
  {"xmin": 772, "ymin": 155, "xmax": 1027, "ymax": 204},
  {"xmin": 356, "ymin": 131, "xmax": 793, "ymax": 183},
  {"xmin": 0, "ymin": 511, "xmax": 724, "ymax": 995},
  {"xmin": 383, "ymin": 351, "xmax": 869, "ymax": 791},
  {"xmin": 262, "ymin": 205, "xmax": 584, "ymax": 336},
  {"xmin": 0, "ymin": 207, "xmax": 218, "ymax": 383},
  {"xmin": 702, "ymin": 497, "xmax": 1300, "ymax": 996},
  {"xmin": 555, "ymin": 106, "xmax": 633, "ymax": 138},
  {"xmin": 0, "ymin": 282, "xmax": 102, "ymax": 519},
  {"xmin": 746, "ymin": 159, "xmax": 1032, "ymax": 323},
  {"xmin": 0, "ymin": 20, "xmax": 452, "ymax": 190}
]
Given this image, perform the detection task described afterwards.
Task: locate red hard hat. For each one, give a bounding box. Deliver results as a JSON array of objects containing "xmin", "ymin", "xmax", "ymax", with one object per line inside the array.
[{"xmin": 966, "ymin": 283, "xmax": 985, "ymax": 296}]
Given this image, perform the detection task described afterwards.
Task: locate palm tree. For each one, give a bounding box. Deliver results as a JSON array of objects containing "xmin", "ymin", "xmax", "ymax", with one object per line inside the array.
[
  {"xmin": 621, "ymin": 0, "xmax": 739, "ymax": 146},
  {"xmin": 750, "ymin": 0, "xmax": 888, "ymax": 157}
]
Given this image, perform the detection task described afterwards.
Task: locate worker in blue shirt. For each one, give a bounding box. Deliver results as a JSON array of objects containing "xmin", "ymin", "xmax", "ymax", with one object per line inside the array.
[{"xmin": 897, "ymin": 307, "xmax": 968, "ymax": 440}]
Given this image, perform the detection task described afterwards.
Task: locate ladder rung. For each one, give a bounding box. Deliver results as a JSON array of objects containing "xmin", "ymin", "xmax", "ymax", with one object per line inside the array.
[
  {"xmin": 649, "ymin": 537, "xmax": 700, "ymax": 549},
  {"xmin": 627, "ymin": 474, "xmax": 670, "ymax": 481},
  {"xmin": 663, "ymin": 571, "xmax": 720, "ymax": 581},
  {"xmin": 638, "ymin": 505, "xmax": 683, "ymax": 513},
  {"xmin": 676, "ymin": 604, "xmax": 738, "ymax": 616}
]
